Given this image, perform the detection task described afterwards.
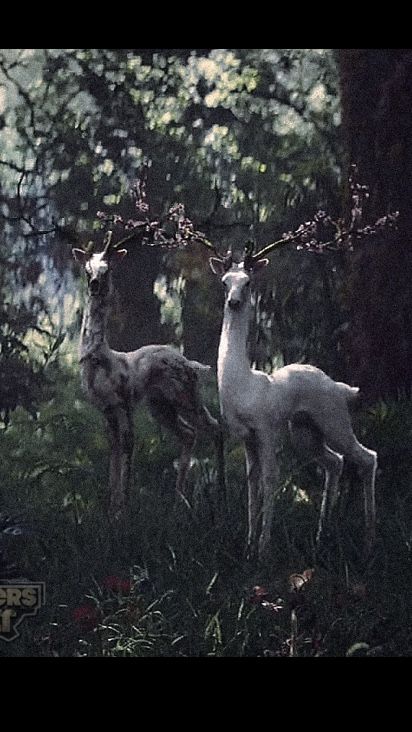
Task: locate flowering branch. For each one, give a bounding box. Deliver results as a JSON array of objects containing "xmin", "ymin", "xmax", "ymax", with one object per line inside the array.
[
  {"xmin": 243, "ymin": 165, "xmax": 399, "ymax": 266},
  {"xmin": 95, "ymin": 166, "xmax": 219, "ymax": 255}
]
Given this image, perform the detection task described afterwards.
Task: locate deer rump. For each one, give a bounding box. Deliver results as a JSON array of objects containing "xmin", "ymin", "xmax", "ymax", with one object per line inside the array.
[
  {"xmin": 287, "ymin": 380, "xmax": 360, "ymax": 460},
  {"xmin": 145, "ymin": 350, "xmax": 211, "ymax": 440}
]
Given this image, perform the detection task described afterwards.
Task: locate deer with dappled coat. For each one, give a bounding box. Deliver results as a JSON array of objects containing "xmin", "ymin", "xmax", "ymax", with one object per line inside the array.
[
  {"xmin": 208, "ymin": 248, "xmax": 377, "ymax": 563},
  {"xmin": 72, "ymin": 233, "xmax": 222, "ymax": 520}
]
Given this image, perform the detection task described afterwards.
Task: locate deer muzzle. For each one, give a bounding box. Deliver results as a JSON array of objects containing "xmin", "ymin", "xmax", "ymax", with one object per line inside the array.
[
  {"xmin": 89, "ymin": 279, "xmax": 100, "ymax": 295},
  {"xmin": 228, "ymin": 297, "xmax": 242, "ymax": 311}
]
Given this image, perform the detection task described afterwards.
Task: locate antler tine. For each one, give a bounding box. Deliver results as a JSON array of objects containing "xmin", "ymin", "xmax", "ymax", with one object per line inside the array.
[
  {"xmin": 102, "ymin": 229, "xmax": 114, "ymax": 255},
  {"xmin": 243, "ymin": 238, "xmax": 257, "ymax": 270},
  {"xmin": 249, "ymin": 231, "xmax": 299, "ymax": 262},
  {"xmin": 193, "ymin": 231, "xmax": 233, "ymax": 270},
  {"xmin": 193, "ymin": 231, "xmax": 221, "ymax": 257},
  {"xmin": 103, "ymin": 227, "xmax": 139, "ymax": 256},
  {"xmin": 111, "ymin": 228, "xmax": 147, "ymax": 251}
]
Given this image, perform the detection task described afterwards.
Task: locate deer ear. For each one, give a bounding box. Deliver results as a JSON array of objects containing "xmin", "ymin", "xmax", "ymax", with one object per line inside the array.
[
  {"xmin": 209, "ymin": 257, "xmax": 226, "ymax": 276},
  {"xmin": 251, "ymin": 258, "xmax": 269, "ymax": 274},
  {"xmin": 72, "ymin": 248, "xmax": 88, "ymax": 263}
]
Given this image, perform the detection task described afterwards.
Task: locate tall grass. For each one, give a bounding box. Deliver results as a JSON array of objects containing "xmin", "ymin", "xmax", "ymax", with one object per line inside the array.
[{"xmin": 1, "ymin": 366, "xmax": 412, "ymax": 656}]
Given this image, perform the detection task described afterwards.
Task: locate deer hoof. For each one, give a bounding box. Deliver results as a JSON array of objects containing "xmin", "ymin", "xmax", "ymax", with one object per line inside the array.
[{"xmin": 246, "ymin": 543, "xmax": 257, "ymax": 563}]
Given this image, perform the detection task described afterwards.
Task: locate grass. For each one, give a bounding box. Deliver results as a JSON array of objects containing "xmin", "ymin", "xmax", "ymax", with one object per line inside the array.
[{"xmin": 1, "ymin": 368, "xmax": 412, "ymax": 657}]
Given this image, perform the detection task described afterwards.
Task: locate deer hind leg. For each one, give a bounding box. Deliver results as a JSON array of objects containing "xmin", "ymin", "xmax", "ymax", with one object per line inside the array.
[
  {"xmin": 199, "ymin": 405, "xmax": 227, "ymax": 516},
  {"xmin": 289, "ymin": 416, "xmax": 343, "ymax": 547},
  {"xmin": 175, "ymin": 414, "xmax": 197, "ymax": 497},
  {"xmin": 312, "ymin": 406, "xmax": 377, "ymax": 555},
  {"xmin": 147, "ymin": 396, "xmax": 196, "ymax": 499},
  {"xmin": 346, "ymin": 441, "xmax": 377, "ymax": 555},
  {"xmin": 315, "ymin": 446, "xmax": 344, "ymax": 547}
]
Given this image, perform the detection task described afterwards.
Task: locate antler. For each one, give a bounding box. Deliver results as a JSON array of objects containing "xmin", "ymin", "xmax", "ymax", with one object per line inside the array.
[
  {"xmin": 102, "ymin": 229, "xmax": 114, "ymax": 255},
  {"xmin": 193, "ymin": 230, "xmax": 233, "ymax": 271},
  {"xmin": 96, "ymin": 171, "xmax": 235, "ymax": 269},
  {"xmin": 95, "ymin": 165, "xmax": 398, "ymax": 267},
  {"xmin": 243, "ymin": 222, "xmax": 316, "ymax": 268},
  {"xmin": 243, "ymin": 165, "xmax": 399, "ymax": 266}
]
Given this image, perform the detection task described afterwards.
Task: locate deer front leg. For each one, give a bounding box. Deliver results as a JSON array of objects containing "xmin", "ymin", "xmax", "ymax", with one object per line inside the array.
[
  {"xmin": 118, "ymin": 408, "xmax": 134, "ymax": 510},
  {"xmin": 106, "ymin": 407, "xmax": 134, "ymax": 521},
  {"xmin": 245, "ymin": 437, "xmax": 261, "ymax": 561},
  {"xmin": 105, "ymin": 408, "xmax": 121, "ymax": 519},
  {"xmin": 257, "ymin": 437, "xmax": 280, "ymax": 564}
]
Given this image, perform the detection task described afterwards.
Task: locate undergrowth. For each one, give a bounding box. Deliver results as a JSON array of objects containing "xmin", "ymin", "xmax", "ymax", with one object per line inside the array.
[{"xmin": 1, "ymin": 366, "xmax": 412, "ymax": 657}]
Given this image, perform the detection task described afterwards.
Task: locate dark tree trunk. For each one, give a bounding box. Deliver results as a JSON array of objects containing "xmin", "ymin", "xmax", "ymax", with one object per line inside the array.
[
  {"xmin": 338, "ymin": 49, "xmax": 412, "ymax": 400},
  {"xmin": 108, "ymin": 247, "xmax": 170, "ymax": 351}
]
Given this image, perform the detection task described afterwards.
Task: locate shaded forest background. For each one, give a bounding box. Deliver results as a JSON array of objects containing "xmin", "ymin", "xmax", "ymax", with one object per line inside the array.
[{"xmin": 0, "ymin": 49, "xmax": 412, "ymax": 657}]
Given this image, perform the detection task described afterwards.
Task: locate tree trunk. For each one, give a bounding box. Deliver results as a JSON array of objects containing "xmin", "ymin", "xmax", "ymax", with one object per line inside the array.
[
  {"xmin": 108, "ymin": 247, "xmax": 169, "ymax": 351},
  {"xmin": 338, "ymin": 49, "xmax": 412, "ymax": 400}
]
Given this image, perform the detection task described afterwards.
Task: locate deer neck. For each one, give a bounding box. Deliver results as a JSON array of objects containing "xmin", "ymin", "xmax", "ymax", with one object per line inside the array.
[
  {"xmin": 79, "ymin": 294, "xmax": 110, "ymax": 362},
  {"xmin": 217, "ymin": 302, "xmax": 252, "ymax": 393}
]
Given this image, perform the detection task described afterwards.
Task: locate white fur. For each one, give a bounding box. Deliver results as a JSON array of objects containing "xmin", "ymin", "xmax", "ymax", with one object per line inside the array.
[
  {"xmin": 215, "ymin": 262, "xmax": 377, "ymax": 561},
  {"xmin": 75, "ymin": 248, "xmax": 220, "ymax": 520}
]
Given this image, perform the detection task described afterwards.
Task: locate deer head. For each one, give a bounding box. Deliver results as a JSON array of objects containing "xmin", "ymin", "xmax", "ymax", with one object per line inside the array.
[
  {"xmin": 72, "ymin": 231, "xmax": 127, "ymax": 297},
  {"xmin": 208, "ymin": 240, "xmax": 270, "ymax": 312}
]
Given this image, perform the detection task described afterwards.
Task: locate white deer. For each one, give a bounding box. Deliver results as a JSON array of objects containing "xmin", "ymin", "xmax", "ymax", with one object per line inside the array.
[
  {"xmin": 208, "ymin": 250, "xmax": 377, "ymax": 563},
  {"xmin": 72, "ymin": 232, "xmax": 222, "ymax": 520}
]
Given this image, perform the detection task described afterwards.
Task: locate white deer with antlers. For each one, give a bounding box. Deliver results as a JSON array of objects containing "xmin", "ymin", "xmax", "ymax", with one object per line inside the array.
[
  {"xmin": 207, "ymin": 244, "xmax": 377, "ymax": 563},
  {"xmin": 72, "ymin": 232, "xmax": 222, "ymax": 520}
]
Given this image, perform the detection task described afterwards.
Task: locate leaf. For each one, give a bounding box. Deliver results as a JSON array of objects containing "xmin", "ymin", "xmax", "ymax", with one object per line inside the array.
[
  {"xmin": 346, "ymin": 643, "xmax": 370, "ymax": 657},
  {"xmin": 261, "ymin": 600, "xmax": 284, "ymax": 613},
  {"xmin": 171, "ymin": 635, "xmax": 185, "ymax": 646},
  {"xmin": 206, "ymin": 571, "xmax": 219, "ymax": 596},
  {"xmin": 205, "ymin": 612, "xmax": 222, "ymax": 646},
  {"xmin": 50, "ymin": 332, "xmax": 66, "ymax": 354},
  {"xmin": 289, "ymin": 568, "xmax": 315, "ymax": 592},
  {"xmin": 251, "ymin": 585, "xmax": 269, "ymax": 602}
]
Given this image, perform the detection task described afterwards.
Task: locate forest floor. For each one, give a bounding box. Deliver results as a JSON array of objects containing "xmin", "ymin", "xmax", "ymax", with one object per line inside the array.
[{"xmin": 1, "ymin": 371, "xmax": 412, "ymax": 657}]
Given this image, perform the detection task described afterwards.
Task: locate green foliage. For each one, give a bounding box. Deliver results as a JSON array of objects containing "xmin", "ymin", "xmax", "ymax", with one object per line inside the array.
[
  {"xmin": 0, "ymin": 49, "xmax": 410, "ymax": 657},
  {"xmin": 0, "ymin": 302, "xmax": 62, "ymax": 426},
  {"xmin": 0, "ymin": 48, "xmax": 344, "ymax": 371},
  {"xmin": 1, "ymin": 365, "xmax": 412, "ymax": 657}
]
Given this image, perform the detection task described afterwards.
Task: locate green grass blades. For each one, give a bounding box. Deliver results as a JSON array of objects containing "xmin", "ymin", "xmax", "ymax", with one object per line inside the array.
[{"xmin": 1, "ymin": 367, "xmax": 412, "ymax": 656}]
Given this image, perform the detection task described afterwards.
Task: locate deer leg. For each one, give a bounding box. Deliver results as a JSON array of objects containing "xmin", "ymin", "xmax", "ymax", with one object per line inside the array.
[
  {"xmin": 257, "ymin": 436, "xmax": 280, "ymax": 564},
  {"xmin": 314, "ymin": 409, "xmax": 378, "ymax": 555},
  {"xmin": 350, "ymin": 443, "xmax": 377, "ymax": 555},
  {"xmin": 201, "ymin": 406, "xmax": 227, "ymax": 509},
  {"xmin": 315, "ymin": 446, "xmax": 344, "ymax": 547},
  {"xmin": 105, "ymin": 408, "xmax": 121, "ymax": 519},
  {"xmin": 245, "ymin": 436, "xmax": 261, "ymax": 560},
  {"xmin": 106, "ymin": 407, "xmax": 134, "ymax": 521},
  {"xmin": 289, "ymin": 416, "xmax": 344, "ymax": 548},
  {"xmin": 118, "ymin": 407, "xmax": 134, "ymax": 509},
  {"xmin": 176, "ymin": 415, "xmax": 197, "ymax": 498}
]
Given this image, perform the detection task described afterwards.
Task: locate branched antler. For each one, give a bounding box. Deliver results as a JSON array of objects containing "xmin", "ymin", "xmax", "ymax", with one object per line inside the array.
[
  {"xmin": 95, "ymin": 165, "xmax": 399, "ymax": 266},
  {"xmin": 95, "ymin": 166, "xmax": 224, "ymax": 257},
  {"xmin": 243, "ymin": 165, "xmax": 399, "ymax": 267}
]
